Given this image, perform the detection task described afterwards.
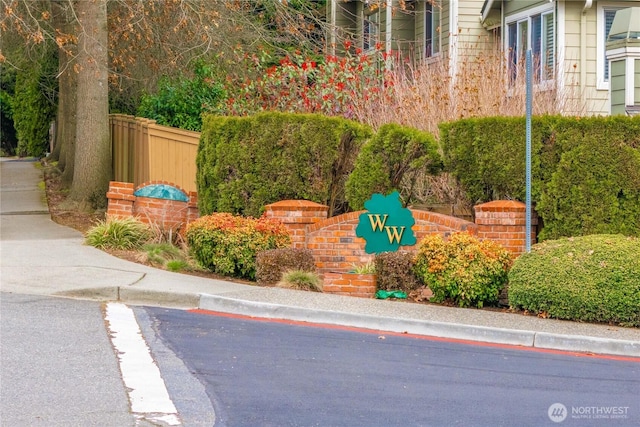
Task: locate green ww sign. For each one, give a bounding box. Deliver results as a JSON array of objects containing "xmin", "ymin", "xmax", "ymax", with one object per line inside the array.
[{"xmin": 355, "ymin": 191, "xmax": 416, "ymax": 254}]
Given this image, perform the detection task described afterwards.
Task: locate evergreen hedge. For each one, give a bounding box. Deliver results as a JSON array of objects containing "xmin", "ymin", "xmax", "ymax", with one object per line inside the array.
[
  {"xmin": 11, "ymin": 56, "xmax": 57, "ymax": 157},
  {"xmin": 508, "ymin": 235, "xmax": 640, "ymax": 327},
  {"xmin": 197, "ymin": 112, "xmax": 372, "ymax": 218},
  {"xmin": 440, "ymin": 115, "xmax": 640, "ymax": 239},
  {"xmin": 345, "ymin": 123, "xmax": 442, "ymax": 210}
]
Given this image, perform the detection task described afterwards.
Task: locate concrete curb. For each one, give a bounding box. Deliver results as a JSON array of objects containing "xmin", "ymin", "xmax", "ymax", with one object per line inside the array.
[
  {"xmin": 534, "ymin": 332, "xmax": 640, "ymax": 358},
  {"xmin": 199, "ymin": 294, "xmax": 640, "ymax": 358},
  {"xmin": 56, "ymin": 287, "xmax": 201, "ymax": 309},
  {"xmin": 199, "ymin": 294, "xmax": 534, "ymax": 345}
]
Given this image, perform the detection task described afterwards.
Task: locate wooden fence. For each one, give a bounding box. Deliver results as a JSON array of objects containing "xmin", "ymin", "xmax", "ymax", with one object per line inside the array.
[{"xmin": 110, "ymin": 114, "xmax": 201, "ymax": 193}]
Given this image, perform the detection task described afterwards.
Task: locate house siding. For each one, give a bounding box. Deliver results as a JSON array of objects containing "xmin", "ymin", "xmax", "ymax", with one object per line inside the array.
[
  {"xmin": 504, "ymin": 0, "xmax": 549, "ymax": 16},
  {"xmin": 440, "ymin": 0, "xmax": 451, "ymax": 59},
  {"xmin": 392, "ymin": 3, "xmax": 417, "ymax": 55},
  {"xmin": 413, "ymin": 0, "xmax": 448, "ymax": 63},
  {"xmin": 610, "ymin": 60, "xmax": 627, "ymax": 114},
  {"xmin": 457, "ymin": 0, "xmax": 496, "ymax": 59},
  {"xmin": 415, "ymin": 0, "xmax": 426, "ymax": 59},
  {"xmin": 563, "ymin": 1, "xmax": 610, "ymax": 115},
  {"xmin": 636, "ymin": 59, "xmax": 640, "ymax": 103},
  {"xmin": 334, "ymin": 1, "xmax": 358, "ymax": 41}
]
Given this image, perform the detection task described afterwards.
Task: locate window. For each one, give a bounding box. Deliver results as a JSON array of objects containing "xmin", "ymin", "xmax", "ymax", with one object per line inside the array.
[
  {"xmin": 603, "ymin": 8, "xmax": 620, "ymax": 81},
  {"xmin": 363, "ymin": 10, "xmax": 379, "ymax": 51},
  {"xmin": 532, "ymin": 13, "xmax": 555, "ymax": 81},
  {"xmin": 507, "ymin": 10, "xmax": 554, "ymax": 84},
  {"xmin": 597, "ymin": 3, "xmax": 627, "ymax": 90},
  {"xmin": 425, "ymin": 1, "xmax": 440, "ymax": 58}
]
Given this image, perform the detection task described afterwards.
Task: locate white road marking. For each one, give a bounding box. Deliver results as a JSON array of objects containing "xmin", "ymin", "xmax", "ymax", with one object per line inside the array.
[{"xmin": 106, "ymin": 303, "xmax": 181, "ymax": 426}]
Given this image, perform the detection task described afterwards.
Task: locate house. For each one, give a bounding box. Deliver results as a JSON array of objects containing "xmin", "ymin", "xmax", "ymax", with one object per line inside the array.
[
  {"xmin": 482, "ymin": 0, "xmax": 640, "ymax": 115},
  {"xmin": 327, "ymin": 0, "xmax": 640, "ymax": 116},
  {"xmin": 327, "ymin": 0, "xmax": 495, "ymax": 68}
]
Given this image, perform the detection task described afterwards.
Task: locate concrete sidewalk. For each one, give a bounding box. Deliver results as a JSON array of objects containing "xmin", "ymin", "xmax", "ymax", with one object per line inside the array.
[{"xmin": 1, "ymin": 158, "xmax": 639, "ymax": 357}]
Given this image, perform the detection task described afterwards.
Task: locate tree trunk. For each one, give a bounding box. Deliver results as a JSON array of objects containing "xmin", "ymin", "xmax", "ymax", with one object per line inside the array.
[
  {"xmin": 50, "ymin": 0, "xmax": 77, "ymax": 187},
  {"xmin": 58, "ymin": 64, "xmax": 77, "ymax": 187},
  {"xmin": 68, "ymin": 0, "xmax": 111, "ymax": 209}
]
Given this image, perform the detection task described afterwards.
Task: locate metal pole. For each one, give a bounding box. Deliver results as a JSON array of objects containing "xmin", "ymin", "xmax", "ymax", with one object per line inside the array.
[{"xmin": 525, "ymin": 49, "xmax": 532, "ymax": 252}]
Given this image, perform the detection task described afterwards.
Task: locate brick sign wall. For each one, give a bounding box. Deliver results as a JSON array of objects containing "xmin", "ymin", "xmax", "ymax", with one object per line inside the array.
[{"xmin": 106, "ymin": 181, "xmax": 537, "ymax": 298}]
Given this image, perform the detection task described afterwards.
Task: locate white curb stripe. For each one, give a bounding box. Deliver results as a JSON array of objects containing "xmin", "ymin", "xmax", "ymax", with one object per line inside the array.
[{"xmin": 106, "ymin": 303, "xmax": 181, "ymax": 426}]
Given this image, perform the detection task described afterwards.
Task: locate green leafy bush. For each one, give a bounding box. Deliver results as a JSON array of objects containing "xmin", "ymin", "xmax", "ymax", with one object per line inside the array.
[
  {"xmin": 185, "ymin": 213, "xmax": 291, "ymax": 280},
  {"xmin": 1, "ymin": 67, "xmax": 18, "ymax": 155},
  {"xmin": 508, "ymin": 234, "xmax": 640, "ymax": 326},
  {"xmin": 413, "ymin": 232, "xmax": 512, "ymax": 308},
  {"xmin": 256, "ymin": 248, "xmax": 316, "ymax": 286},
  {"xmin": 197, "ymin": 112, "xmax": 372, "ymax": 217},
  {"xmin": 84, "ymin": 218, "xmax": 151, "ymax": 250},
  {"xmin": 345, "ymin": 123, "xmax": 443, "ymax": 210},
  {"xmin": 137, "ymin": 61, "xmax": 225, "ymax": 131},
  {"xmin": 374, "ymin": 251, "xmax": 421, "ymax": 293},
  {"xmin": 11, "ymin": 55, "xmax": 57, "ymax": 157}
]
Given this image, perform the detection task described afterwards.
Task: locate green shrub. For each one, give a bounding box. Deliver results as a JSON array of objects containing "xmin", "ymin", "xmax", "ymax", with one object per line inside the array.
[
  {"xmin": 166, "ymin": 259, "xmax": 190, "ymax": 272},
  {"xmin": 413, "ymin": 232, "xmax": 512, "ymax": 308},
  {"xmin": 84, "ymin": 218, "xmax": 151, "ymax": 250},
  {"xmin": 143, "ymin": 243, "xmax": 185, "ymax": 266},
  {"xmin": 197, "ymin": 112, "xmax": 372, "ymax": 217},
  {"xmin": 345, "ymin": 123, "xmax": 442, "ymax": 210},
  {"xmin": 350, "ymin": 261, "xmax": 375, "ymax": 274},
  {"xmin": 440, "ymin": 116, "xmax": 548, "ymax": 204},
  {"xmin": 11, "ymin": 54, "xmax": 57, "ymax": 157},
  {"xmin": 374, "ymin": 251, "xmax": 421, "ymax": 293},
  {"xmin": 137, "ymin": 61, "xmax": 225, "ymax": 131},
  {"xmin": 439, "ymin": 115, "xmax": 640, "ymax": 239},
  {"xmin": 256, "ymin": 248, "xmax": 315, "ymax": 286},
  {"xmin": 1, "ymin": 67, "xmax": 18, "ymax": 156},
  {"xmin": 277, "ymin": 270, "xmax": 323, "ymax": 292},
  {"xmin": 185, "ymin": 212, "xmax": 291, "ymax": 280},
  {"xmin": 508, "ymin": 234, "xmax": 640, "ymax": 326},
  {"xmin": 536, "ymin": 118, "xmax": 640, "ymax": 240}
]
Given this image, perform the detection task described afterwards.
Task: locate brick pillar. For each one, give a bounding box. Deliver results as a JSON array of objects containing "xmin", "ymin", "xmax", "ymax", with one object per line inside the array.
[
  {"xmin": 263, "ymin": 200, "xmax": 329, "ymax": 248},
  {"xmin": 106, "ymin": 181, "xmax": 135, "ymax": 220},
  {"xmin": 474, "ymin": 200, "xmax": 538, "ymax": 256},
  {"xmin": 186, "ymin": 191, "xmax": 199, "ymax": 224}
]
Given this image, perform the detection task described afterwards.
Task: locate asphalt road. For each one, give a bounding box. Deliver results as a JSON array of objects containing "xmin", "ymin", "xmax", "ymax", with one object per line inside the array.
[
  {"xmin": 0, "ymin": 293, "xmax": 134, "ymax": 426},
  {"xmin": 144, "ymin": 307, "xmax": 640, "ymax": 427}
]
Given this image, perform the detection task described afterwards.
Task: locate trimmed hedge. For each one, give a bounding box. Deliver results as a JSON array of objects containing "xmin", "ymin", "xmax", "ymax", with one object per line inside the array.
[
  {"xmin": 536, "ymin": 118, "xmax": 640, "ymax": 240},
  {"xmin": 440, "ymin": 116, "xmax": 545, "ymax": 204},
  {"xmin": 197, "ymin": 112, "xmax": 372, "ymax": 218},
  {"xmin": 508, "ymin": 235, "xmax": 640, "ymax": 327},
  {"xmin": 345, "ymin": 123, "xmax": 442, "ymax": 210},
  {"xmin": 439, "ymin": 115, "xmax": 640, "ymax": 240}
]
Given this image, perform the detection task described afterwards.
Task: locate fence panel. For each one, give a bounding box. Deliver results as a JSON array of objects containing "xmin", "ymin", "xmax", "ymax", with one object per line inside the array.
[{"xmin": 110, "ymin": 115, "xmax": 200, "ymax": 193}]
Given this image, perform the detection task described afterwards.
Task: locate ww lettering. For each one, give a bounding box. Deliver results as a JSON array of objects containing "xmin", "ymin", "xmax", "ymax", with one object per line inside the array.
[{"xmin": 385, "ymin": 226, "xmax": 405, "ymax": 244}]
